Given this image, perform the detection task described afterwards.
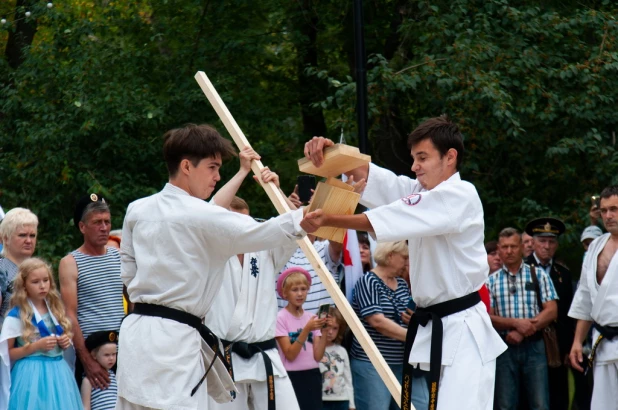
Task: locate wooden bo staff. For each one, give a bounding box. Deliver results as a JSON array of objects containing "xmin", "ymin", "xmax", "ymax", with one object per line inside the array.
[{"xmin": 194, "ymin": 71, "xmax": 407, "ymax": 408}]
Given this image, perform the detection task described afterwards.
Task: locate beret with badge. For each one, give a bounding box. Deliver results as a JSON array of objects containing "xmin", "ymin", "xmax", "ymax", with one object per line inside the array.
[
  {"xmin": 524, "ymin": 217, "xmax": 566, "ymax": 238},
  {"xmin": 85, "ymin": 330, "xmax": 118, "ymax": 352},
  {"xmin": 73, "ymin": 193, "xmax": 106, "ymax": 229}
]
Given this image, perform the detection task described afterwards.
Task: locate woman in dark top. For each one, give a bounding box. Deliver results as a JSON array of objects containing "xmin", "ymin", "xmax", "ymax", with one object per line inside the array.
[{"xmin": 350, "ymin": 240, "xmax": 428, "ymax": 410}]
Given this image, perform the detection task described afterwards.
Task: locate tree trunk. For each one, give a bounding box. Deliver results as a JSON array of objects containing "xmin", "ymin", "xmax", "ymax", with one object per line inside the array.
[
  {"xmin": 294, "ymin": 0, "xmax": 327, "ymax": 137},
  {"xmin": 5, "ymin": 0, "xmax": 38, "ymax": 69}
]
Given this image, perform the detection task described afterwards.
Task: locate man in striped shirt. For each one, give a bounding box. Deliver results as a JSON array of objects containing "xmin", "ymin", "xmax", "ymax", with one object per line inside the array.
[
  {"xmin": 59, "ymin": 195, "xmax": 125, "ymax": 391},
  {"xmin": 486, "ymin": 227, "xmax": 558, "ymax": 410}
]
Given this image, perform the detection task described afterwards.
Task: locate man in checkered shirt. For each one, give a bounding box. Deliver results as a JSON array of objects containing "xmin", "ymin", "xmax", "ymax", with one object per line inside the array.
[{"xmin": 486, "ymin": 227, "xmax": 559, "ymax": 410}]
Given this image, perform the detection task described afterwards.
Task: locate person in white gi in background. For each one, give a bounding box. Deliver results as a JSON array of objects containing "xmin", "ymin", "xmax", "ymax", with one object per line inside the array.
[
  {"xmin": 301, "ymin": 115, "xmax": 506, "ymax": 410},
  {"xmin": 204, "ymin": 153, "xmax": 301, "ymax": 410},
  {"xmin": 569, "ymin": 185, "xmax": 618, "ymax": 410},
  {"xmin": 116, "ymin": 124, "xmax": 310, "ymax": 410}
]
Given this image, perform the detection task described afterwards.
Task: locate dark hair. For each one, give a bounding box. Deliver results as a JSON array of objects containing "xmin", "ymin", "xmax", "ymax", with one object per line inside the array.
[
  {"xmin": 407, "ymin": 115, "xmax": 464, "ymax": 169},
  {"xmin": 357, "ymin": 232, "xmax": 373, "ymax": 272},
  {"xmin": 498, "ymin": 227, "xmax": 521, "ymax": 241},
  {"xmin": 81, "ymin": 201, "xmax": 110, "ymax": 224},
  {"xmin": 600, "ymin": 185, "xmax": 618, "ymax": 200},
  {"xmin": 163, "ymin": 124, "xmax": 237, "ymax": 177},
  {"xmin": 357, "ymin": 232, "xmax": 370, "ymax": 247},
  {"xmin": 484, "ymin": 240, "xmax": 498, "ymax": 254}
]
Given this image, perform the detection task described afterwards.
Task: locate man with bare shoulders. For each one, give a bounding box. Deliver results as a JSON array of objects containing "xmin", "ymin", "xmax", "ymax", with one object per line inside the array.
[
  {"xmin": 569, "ymin": 185, "xmax": 618, "ymax": 409},
  {"xmin": 59, "ymin": 196, "xmax": 125, "ymax": 390}
]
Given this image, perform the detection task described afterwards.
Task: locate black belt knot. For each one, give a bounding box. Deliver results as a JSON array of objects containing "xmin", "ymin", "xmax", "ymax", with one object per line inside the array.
[
  {"xmin": 132, "ymin": 303, "xmax": 231, "ymax": 397},
  {"xmin": 222, "ymin": 339, "xmax": 278, "ymax": 410},
  {"xmin": 401, "ymin": 292, "xmax": 481, "ymax": 410},
  {"xmin": 586, "ymin": 322, "xmax": 618, "ymax": 374}
]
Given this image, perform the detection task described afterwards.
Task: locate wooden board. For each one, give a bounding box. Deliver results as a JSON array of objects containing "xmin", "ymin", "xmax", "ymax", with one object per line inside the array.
[
  {"xmin": 307, "ymin": 181, "xmax": 360, "ymax": 243},
  {"xmin": 298, "ymin": 144, "xmax": 371, "ymax": 178},
  {"xmin": 325, "ymin": 177, "xmax": 354, "ymax": 191},
  {"xmin": 195, "ymin": 71, "xmax": 406, "ymax": 408}
]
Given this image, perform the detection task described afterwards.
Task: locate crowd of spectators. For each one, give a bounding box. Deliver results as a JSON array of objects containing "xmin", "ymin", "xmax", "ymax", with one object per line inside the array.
[{"xmin": 0, "ymin": 175, "xmax": 615, "ymax": 410}]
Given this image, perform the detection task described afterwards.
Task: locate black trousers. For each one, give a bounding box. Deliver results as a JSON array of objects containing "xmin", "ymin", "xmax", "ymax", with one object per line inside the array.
[{"xmin": 288, "ymin": 368, "xmax": 323, "ymax": 410}]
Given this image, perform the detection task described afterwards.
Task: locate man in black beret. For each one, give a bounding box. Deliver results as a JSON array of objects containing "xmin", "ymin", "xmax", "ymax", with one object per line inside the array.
[
  {"xmin": 59, "ymin": 194, "xmax": 125, "ymax": 391},
  {"xmin": 524, "ymin": 217, "xmax": 575, "ymax": 410}
]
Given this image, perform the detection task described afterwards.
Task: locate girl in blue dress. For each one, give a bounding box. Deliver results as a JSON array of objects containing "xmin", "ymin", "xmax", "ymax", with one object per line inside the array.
[{"xmin": 0, "ymin": 257, "xmax": 83, "ymax": 410}]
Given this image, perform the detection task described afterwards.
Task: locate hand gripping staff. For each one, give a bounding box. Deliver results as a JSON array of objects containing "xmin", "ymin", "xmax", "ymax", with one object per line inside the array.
[{"xmin": 194, "ymin": 71, "xmax": 407, "ymax": 408}]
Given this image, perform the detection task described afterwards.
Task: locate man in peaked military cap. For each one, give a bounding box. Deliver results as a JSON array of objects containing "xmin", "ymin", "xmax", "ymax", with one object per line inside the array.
[{"xmin": 524, "ymin": 217, "xmax": 575, "ymax": 410}]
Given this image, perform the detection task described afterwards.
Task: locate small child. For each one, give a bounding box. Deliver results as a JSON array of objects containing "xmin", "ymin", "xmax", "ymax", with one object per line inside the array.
[
  {"xmin": 80, "ymin": 331, "xmax": 118, "ymax": 410},
  {"xmin": 276, "ymin": 267, "xmax": 327, "ymax": 410},
  {"xmin": 0, "ymin": 257, "xmax": 83, "ymax": 410},
  {"xmin": 320, "ymin": 307, "xmax": 355, "ymax": 410}
]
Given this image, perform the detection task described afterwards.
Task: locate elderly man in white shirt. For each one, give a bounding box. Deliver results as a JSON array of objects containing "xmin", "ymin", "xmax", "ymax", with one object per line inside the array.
[
  {"xmin": 116, "ymin": 124, "xmax": 310, "ymax": 410},
  {"xmin": 569, "ymin": 185, "xmax": 618, "ymax": 410},
  {"xmin": 301, "ymin": 115, "xmax": 506, "ymax": 410}
]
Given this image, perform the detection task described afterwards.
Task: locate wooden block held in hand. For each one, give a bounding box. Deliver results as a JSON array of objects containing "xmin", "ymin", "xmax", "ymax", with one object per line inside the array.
[
  {"xmin": 298, "ymin": 144, "xmax": 371, "ymax": 178},
  {"xmin": 307, "ymin": 181, "xmax": 360, "ymax": 243}
]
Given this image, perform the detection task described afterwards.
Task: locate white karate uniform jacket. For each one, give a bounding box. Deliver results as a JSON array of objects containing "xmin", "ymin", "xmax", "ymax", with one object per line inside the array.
[
  {"xmin": 569, "ymin": 233, "xmax": 618, "ymax": 363},
  {"xmin": 204, "ymin": 242, "xmax": 297, "ymax": 382},
  {"xmin": 118, "ymin": 183, "xmax": 305, "ymax": 410},
  {"xmin": 362, "ymin": 164, "xmax": 506, "ymax": 368}
]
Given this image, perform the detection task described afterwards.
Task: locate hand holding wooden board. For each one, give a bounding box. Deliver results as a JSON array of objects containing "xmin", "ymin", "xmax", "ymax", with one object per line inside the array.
[{"xmin": 194, "ymin": 71, "xmax": 406, "ymax": 408}]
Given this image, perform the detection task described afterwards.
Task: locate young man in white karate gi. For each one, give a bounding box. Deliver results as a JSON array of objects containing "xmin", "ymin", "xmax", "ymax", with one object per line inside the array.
[
  {"xmin": 569, "ymin": 185, "xmax": 618, "ymax": 410},
  {"xmin": 116, "ymin": 124, "xmax": 310, "ymax": 410},
  {"xmin": 301, "ymin": 115, "xmax": 507, "ymax": 410},
  {"xmin": 204, "ymin": 156, "xmax": 301, "ymax": 410}
]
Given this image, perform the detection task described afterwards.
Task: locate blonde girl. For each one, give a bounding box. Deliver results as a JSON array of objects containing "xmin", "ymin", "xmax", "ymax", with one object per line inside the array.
[
  {"xmin": 0, "ymin": 257, "xmax": 83, "ymax": 410},
  {"xmin": 276, "ymin": 267, "xmax": 327, "ymax": 410}
]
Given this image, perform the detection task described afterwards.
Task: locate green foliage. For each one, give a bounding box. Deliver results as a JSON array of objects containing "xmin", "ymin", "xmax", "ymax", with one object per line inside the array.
[
  {"xmin": 315, "ymin": 0, "xmax": 618, "ymax": 270},
  {"xmin": 2, "ymin": 0, "xmax": 617, "ymax": 273}
]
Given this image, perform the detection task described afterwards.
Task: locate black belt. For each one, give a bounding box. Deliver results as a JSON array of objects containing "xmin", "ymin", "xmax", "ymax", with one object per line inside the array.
[
  {"xmin": 401, "ymin": 292, "xmax": 481, "ymax": 410},
  {"xmin": 222, "ymin": 339, "xmax": 277, "ymax": 410},
  {"xmin": 132, "ymin": 303, "xmax": 231, "ymax": 397},
  {"xmin": 586, "ymin": 323, "xmax": 618, "ymax": 374}
]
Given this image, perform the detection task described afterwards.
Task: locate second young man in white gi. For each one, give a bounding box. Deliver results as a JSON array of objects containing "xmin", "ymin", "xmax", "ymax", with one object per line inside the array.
[
  {"xmin": 116, "ymin": 124, "xmax": 310, "ymax": 410},
  {"xmin": 204, "ymin": 157, "xmax": 301, "ymax": 410},
  {"xmin": 569, "ymin": 185, "xmax": 618, "ymax": 409},
  {"xmin": 301, "ymin": 116, "xmax": 506, "ymax": 410}
]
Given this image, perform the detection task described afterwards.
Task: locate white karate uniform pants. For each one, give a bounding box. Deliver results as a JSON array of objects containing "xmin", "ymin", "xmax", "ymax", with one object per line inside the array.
[
  {"xmin": 207, "ymin": 376, "xmax": 300, "ymax": 410},
  {"xmin": 591, "ymin": 360, "xmax": 618, "ymax": 410},
  {"xmin": 412, "ymin": 325, "xmax": 497, "ymax": 410},
  {"xmin": 115, "ymin": 390, "xmax": 210, "ymax": 410}
]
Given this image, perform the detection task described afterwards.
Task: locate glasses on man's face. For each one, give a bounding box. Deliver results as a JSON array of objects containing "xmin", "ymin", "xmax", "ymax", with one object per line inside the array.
[{"xmin": 508, "ymin": 275, "xmax": 517, "ymax": 295}]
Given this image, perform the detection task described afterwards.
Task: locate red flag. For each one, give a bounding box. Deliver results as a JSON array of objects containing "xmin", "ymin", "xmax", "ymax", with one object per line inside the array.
[{"xmin": 343, "ymin": 229, "xmax": 364, "ymax": 302}]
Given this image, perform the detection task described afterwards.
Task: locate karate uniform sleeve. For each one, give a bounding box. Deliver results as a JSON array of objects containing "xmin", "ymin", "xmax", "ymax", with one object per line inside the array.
[
  {"xmin": 271, "ymin": 241, "xmax": 301, "ymax": 276},
  {"xmin": 539, "ymin": 270, "xmax": 559, "ymax": 303},
  {"xmin": 354, "ymin": 275, "xmax": 383, "ymax": 318},
  {"xmin": 206, "ymin": 207, "xmax": 306, "ymax": 258},
  {"xmin": 340, "ymin": 347, "xmax": 355, "ymax": 407},
  {"xmin": 364, "ymin": 180, "xmax": 478, "ymax": 242},
  {"xmin": 120, "ymin": 203, "xmax": 137, "ymax": 286},
  {"xmin": 568, "ymin": 253, "xmax": 594, "ymax": 321},
  {"xmin": 360, "ymin": 163, "xmax": 421, "ymax": 209}
]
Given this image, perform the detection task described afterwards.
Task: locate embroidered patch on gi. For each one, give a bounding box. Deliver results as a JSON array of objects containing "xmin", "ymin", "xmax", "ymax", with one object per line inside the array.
[
  {"xmin": 250, "ymin": 257, "xmax": 259, "ymax": 278},
  {"xmin": 401, "ymin": 193, "xmax": 422, "ymax": 206}
]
